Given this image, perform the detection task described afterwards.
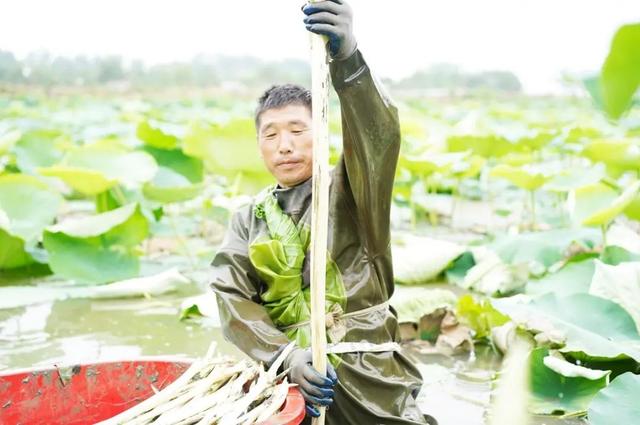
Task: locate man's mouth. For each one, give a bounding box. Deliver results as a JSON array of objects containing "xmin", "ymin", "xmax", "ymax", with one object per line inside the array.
[{"xmin": 276, "ymin": 159, "xmax": 302, "ymax": 168}]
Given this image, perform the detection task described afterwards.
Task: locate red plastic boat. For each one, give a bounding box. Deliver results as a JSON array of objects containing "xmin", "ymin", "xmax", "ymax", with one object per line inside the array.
[{"xmin": 0, "ymin": 358, "xmax": 305, "ymax": 425}]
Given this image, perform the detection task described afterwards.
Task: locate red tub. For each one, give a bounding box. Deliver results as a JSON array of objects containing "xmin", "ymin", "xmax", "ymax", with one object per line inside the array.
[{"xmin": 0, "ymin": 358, "xmax": 305, "ymax": 425}]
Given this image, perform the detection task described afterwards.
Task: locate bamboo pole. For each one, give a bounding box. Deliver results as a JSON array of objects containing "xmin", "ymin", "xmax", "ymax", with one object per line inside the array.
[{"xmin": 308, "ymin": 2, "xmax": 330, "ymax": 423}]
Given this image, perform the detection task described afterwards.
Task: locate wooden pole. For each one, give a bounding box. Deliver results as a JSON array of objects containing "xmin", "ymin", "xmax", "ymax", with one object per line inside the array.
[{"xmin": 308, "ymin": 2, "xmax": 330, "ymax": 423}]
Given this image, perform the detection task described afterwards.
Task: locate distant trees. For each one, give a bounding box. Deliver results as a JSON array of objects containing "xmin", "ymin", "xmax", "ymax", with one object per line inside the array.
[
  {"xmin": 0, "ymin": 50, "xmax": 522, "ymax": 93},
  {"xmin": 0, "ymin": 50, "xmax": 311, "ymax": 89},
  {"xmin": 0, "ymin": 51, "xmax": 23, "ymax": 82},
  {"xmin": 393, "ymin": 63, "xmax": 522, "ymax": 93}
]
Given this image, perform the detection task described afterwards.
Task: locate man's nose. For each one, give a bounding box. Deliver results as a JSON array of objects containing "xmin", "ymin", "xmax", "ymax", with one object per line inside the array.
[{"xmin": 278, "ymin": 132, "xmax": 294, "ymax": 154}]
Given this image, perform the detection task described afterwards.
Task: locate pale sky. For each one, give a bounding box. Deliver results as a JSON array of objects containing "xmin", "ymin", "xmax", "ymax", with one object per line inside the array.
[{"xmin": 1, "ymin": 0, "xmax": 639, "ymax": 93}]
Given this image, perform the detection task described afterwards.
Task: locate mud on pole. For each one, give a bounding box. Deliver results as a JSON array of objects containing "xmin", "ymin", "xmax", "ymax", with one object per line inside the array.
[{"xmin": 308, "ymin": 0, "xmax": 330, "ymax": 423}]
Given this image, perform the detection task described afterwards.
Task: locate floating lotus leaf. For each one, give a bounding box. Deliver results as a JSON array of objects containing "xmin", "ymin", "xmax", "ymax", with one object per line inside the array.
[
  {"xmin": 582, "ymin": 139, "xmax": 640, "ymax": 174},
  {"xmin": 624, "ymin": 194, "xmax": 640, "ymax": 221},
  {"xmin": 39, "ymin": 166, "xmax": 118, "ymax": 195},
  {"xmin": 590, "ymin": 260, "xmax": 640, "ymax": 333},
  {"xmin": 588, "ymin": 373, "xmax": 640, "ymax": 425},
  {"xmin": 143, "ymin": 167, "xmax": 203, "ymax": 203},
  {"xmin": 571, "ymin": 181, "xmax": 640, "ymax": 226},
  {"xmin": 141, "ymin": 146, "xmax": 204, "ymax": 184},
  {"xmin": 0, "ymin": 229, "xmax": 33, "ymax": 269},
  {"xmin": 184, "ymin": 119, "xmax": 272, "ymax": 193},
  {"xmin": 529, "ymin": 348, "xmax": 609, "ymax": 415},
  {"xmin": 38, "ymin": 143, "xmax": 157, "ymax": 195},
  {"xmin": 390, "ymin": 287, "xmax": 458, "ymax": 324},
  {"xmin": 392, "ymin": 234, "xmax": 466, "ymax": 285},
  {"xmin": 526, "ymin": 259, "xmax": 596, "ymax": 297},
  {"xmin": 490, "ymin": 228, "xmax": 600, "ymax": 269},
  {"xmin": 13, "ymin": 129, "xmax": 65, "ymax": 173},
  {"xmin": 544, "ymin": 164, "xmax": 606, "ymax": 193},
  {"xmin": 0, "ymin": 174, "xmax": 61, "ymax": 269},
  {"xmin": 498, "ymin": 152, "xmax": 535, "ymax": 167},
  {"xmin": 400, "ymin": 151, "xmax": 470, "ymax": 176},
  {"xmin": 451, "ymin": 155, "xmax": 486, "ymax": 179},
  {"xmin": 495, "ymin": 293, "xmax": 640, "ymax": 363},
  {"xmin": 491, "ymin": 164, "xmax": 553, "ymax": 191},
  {"xmin": 447, "ymin": 134, "xmax": 517, "ymax": 158},
  {"xmin": 517, "ymin": 130, "xmax": 557, "ymax": 151},
  {"xmin": 43, "ymin": 203, "xmax": 148, "ymax": 284},
  {"xmin": 0, "ymin": 174, "xmax": 62, "ymax": 242},
  {"xmin": 136, "ymin": 120, "xmax": 180, "ymax": 150},
  {"xmin": 456, "ymin": 295, "xmax": 510, "ymax": 340}
]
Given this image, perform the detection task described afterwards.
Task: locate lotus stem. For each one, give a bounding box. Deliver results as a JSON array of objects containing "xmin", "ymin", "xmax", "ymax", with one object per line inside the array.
[{"xmin": 530, "ymin": 190, "xmax": 537, "ymax": 231}]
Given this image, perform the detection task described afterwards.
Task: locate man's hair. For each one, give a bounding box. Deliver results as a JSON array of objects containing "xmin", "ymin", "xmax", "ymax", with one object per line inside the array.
[{"xmin": 255, "ymin": 84, "xmax": 312, "ymax": 128}]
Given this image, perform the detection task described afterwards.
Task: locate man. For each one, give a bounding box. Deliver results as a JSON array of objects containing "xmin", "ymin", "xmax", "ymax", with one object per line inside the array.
[{"xmin": 211, "ymin": 1, "xmax": 435, "ymax": 423}]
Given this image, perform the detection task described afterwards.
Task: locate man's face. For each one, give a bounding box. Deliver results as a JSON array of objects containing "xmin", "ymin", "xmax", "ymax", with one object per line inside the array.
[{"xmin": 257, "ymin": 104, "xmax": 313, "ymax": 188}]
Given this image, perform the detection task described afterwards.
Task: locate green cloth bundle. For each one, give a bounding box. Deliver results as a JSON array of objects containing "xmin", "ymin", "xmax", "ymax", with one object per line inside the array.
[{"xmin": 249, "ymin": 187, "xmax": 346, "ymax": 348}]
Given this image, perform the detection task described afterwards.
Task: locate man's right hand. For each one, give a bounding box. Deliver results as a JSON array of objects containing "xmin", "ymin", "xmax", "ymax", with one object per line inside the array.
[
  {"xmin": 303, "ymin": 0, "xmax": 357, "ymax": 60},
  {"xmin": 284, "ymin": 348, "xmax": 338, "ymax": 417}
]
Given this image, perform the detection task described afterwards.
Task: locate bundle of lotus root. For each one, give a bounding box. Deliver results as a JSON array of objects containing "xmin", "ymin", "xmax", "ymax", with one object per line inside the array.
[{"xmin": 97, "ymin": 343, "xmax": 295, "ymax": 425}]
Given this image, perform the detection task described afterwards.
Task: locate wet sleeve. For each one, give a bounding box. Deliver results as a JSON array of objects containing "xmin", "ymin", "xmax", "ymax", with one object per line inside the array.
[
  {"xmin": 209, "ymin": 207, "xmax": 290, "ymax": 365},
  {"xmin": 330, "ymin": 49, "xmax": 401, "ymax": 256}
]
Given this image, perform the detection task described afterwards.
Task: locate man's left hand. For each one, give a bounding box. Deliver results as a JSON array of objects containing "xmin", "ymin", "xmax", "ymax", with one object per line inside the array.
[{"xmin": 303, "ymin": 0, "xmax": 357, "ymax": 60}]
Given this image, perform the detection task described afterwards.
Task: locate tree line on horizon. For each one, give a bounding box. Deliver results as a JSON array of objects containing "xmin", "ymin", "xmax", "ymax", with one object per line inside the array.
[{"xmin": 0, "ymin": 50, "xmax": 522, "ymax": 93}]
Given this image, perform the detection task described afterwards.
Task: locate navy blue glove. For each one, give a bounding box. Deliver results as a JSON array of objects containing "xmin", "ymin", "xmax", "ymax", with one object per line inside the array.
[
  {"xmin": 283, "ymin": 348, "xmax": 339, "ymax": 418},
  {"xmin": 302, "ymin": 0, "xmax": 357, "ymax": 60}
]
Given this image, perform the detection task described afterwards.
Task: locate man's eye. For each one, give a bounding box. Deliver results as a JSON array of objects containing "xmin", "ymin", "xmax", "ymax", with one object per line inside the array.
[{"xmin": 265, "ymin": 133, "xmax": 277, "ymax": 139}]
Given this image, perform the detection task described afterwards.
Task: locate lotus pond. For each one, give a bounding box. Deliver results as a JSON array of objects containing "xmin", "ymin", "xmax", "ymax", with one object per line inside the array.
[{"xmin": 2, "ymin": 26, "xmax": 640, "ymax": 424}]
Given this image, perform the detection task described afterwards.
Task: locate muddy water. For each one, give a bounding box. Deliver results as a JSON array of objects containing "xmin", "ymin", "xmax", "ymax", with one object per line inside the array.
[
  {"xmin": 405, "ymin": 348, "xmax": 587, "ymax": 425},
  {"xmin": 0, "ymin": 279, "xmax": 586, "ymax": 425}
]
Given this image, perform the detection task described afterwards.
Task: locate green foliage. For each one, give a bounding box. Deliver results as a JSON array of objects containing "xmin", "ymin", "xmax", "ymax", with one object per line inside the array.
[
  {"xmin": 184, "ymin": 119, "xmax": 272, "ymax": 193},
  {"xmin": 0, "ymin": 174, "xmax": 62, "ymax": 242},
  {"xmin": 400, "ymin": 151, "xmax": 470, "ymax": 176},
  {"xmin": 600, "ymin": 245, "xmax": 640, "ymax": 265},
  {"xmin": 526, "ymin": 259, "xmax": 596, "ymax": 297},
  {"xmin": 490, "ymin": 164, "xmax": 552, "ymax": 191},
  {"xmin": 624, "ymin": 194, "xmax": 640, "ymax": 220},
  {"xmin": 390, "ymin": 287, "xmax": 458, "ymax": 323},
  {"xmin": 136, "ymin": 120, "xmax": 180, "ymax": 150},
  {"xmin": 39, "ymin": 142, "xmax": 158, "ymax": 195},
  {"xmin": 600, "ymin": 24, "xmax": 640, "ymax": 119},
  {"xmin": 588, "ymin": 373, "xmax": 640, "ymax": 425},
  {"xmin": 0, "ymin": 229, "xmax": 34, "ymax": 269},
  {"xmin": 529, "ymin": 348, "xmax": 609, "ymax": 415},
  {"xmin": 447, "ymin": 134, "xmax": 515, "ymax": 158},
  {"xmin": 143, "ymin": 167, "xmax": 204, "ymax": 203},
  {"xmin": 0, "ymin": 174, "xmax": 61, "ymax": 269},
  {"xmin": 141, "ymin": 146, "xmax": 204, "ymax": 184},
  {"xmin": 496, "ymin": 293, "xmax": 640, "ymax": 362},
  {"xmin": 179, "ymin": 304, "xmax": 204, "ymax": 321},
  {"xmin": 544, "ymin": 165, "xmax": 606, "ymax": 192},
  {"xmin": 393, "ymin": 235, "xmax": 466, "ymax": 285},
  {"xmin": 43, "ymin": 203, "xmax": 148, "ymax": 284},
  {"xmin": 13, "ymin": 129, "xmax": 65, "ymax": 173},
  {"xmin": 445, "ymin": 251, "xmax": 476, "ymax": 285},
  {"xmin": 489, "ymin": 229, "xmax": 600, "ymax": 270},
  {"xmin": 571, "ymin": 181, "xmax": 640, "ymax": 227},
  {"xmin": 456, "ymin": 295, "xmax": 510, "ymax": 339},
  {"xmin": 590, "ymin": 260, "xmax": 640, "ymax": 333},
  {"xmin": 39, "ymin": 166, "xmax": 118, "ymax": 195},
  {"xmin": 581, "ymin": 139, "xmax": 640, "ymax": 176}
]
